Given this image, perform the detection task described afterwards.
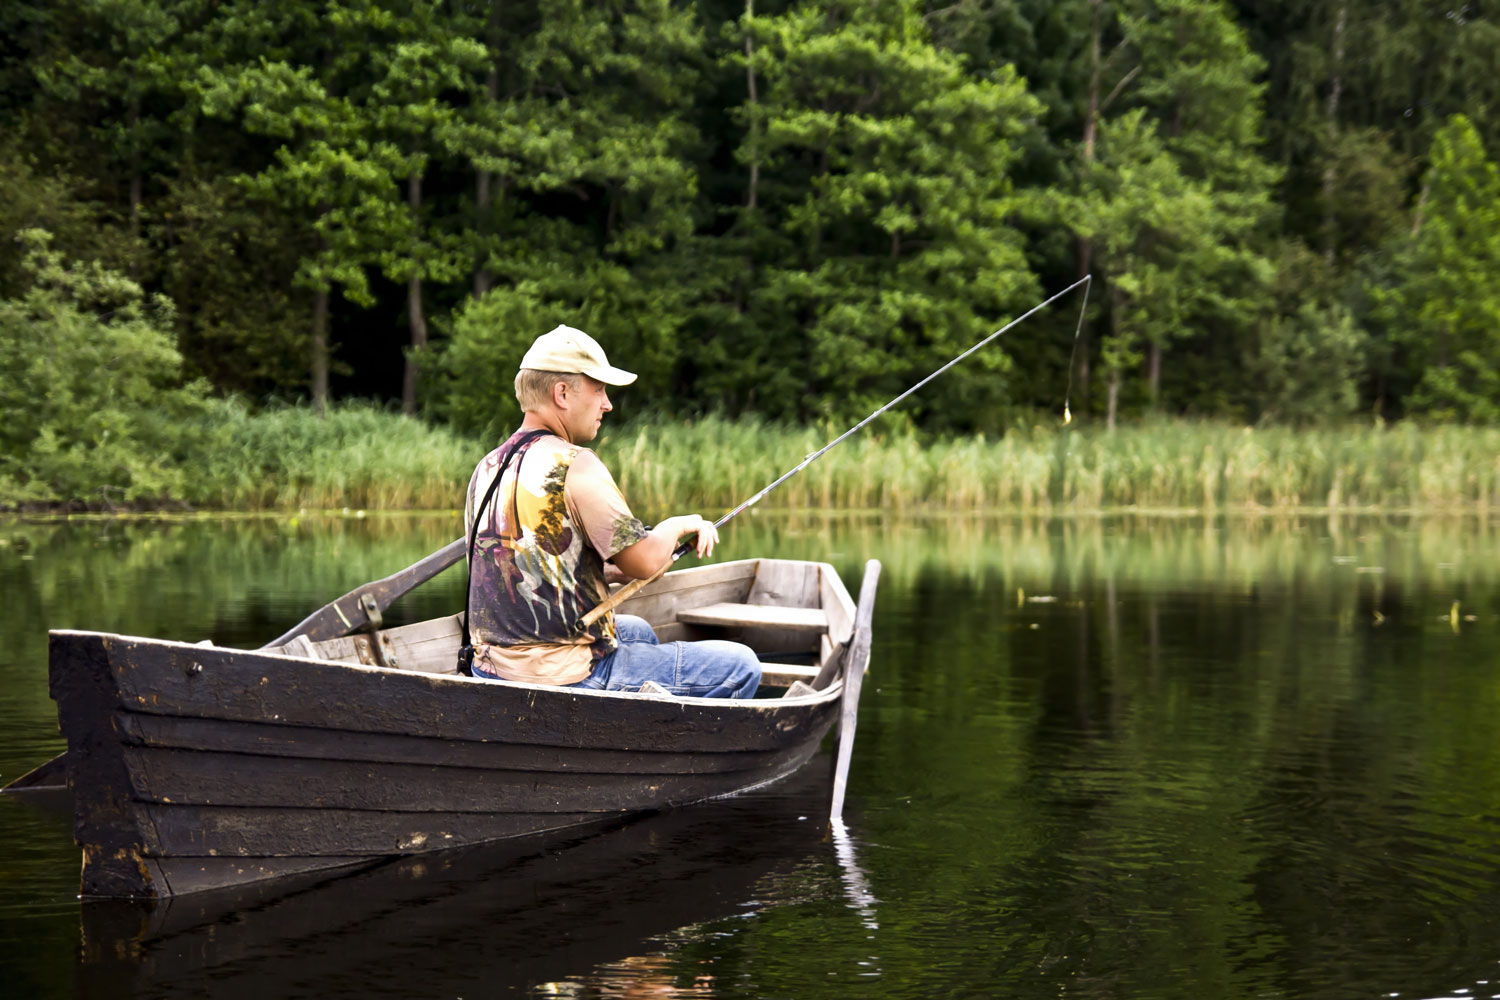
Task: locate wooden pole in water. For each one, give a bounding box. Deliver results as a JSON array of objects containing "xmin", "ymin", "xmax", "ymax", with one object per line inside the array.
[{"xmin": 831, "ymin": 560, "xmax": 881, "ymax": 822}]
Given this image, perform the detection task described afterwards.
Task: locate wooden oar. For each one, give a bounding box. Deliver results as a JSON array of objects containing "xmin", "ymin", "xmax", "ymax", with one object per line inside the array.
[
  {"xmin": 2, "ymin": 536, "xmax": 469, "ymax": 795},
  {"xmin": 262, "ymin": 536, "xmax": 465, "ymax": 648},
  {"xmin": 830, "ymin": 559, "xmax": 881, "ymax": 822}
]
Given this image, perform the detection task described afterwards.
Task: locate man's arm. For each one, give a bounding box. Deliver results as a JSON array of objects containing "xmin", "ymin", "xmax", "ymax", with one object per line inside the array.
[{"xmin": 610, "ymin": 515, "xmax": 718, "ymax": 580}]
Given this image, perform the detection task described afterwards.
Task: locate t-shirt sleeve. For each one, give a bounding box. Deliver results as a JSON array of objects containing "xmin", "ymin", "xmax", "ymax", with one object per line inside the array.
[{"xmin": 564, "ymin": 450, "xmax": 650, "ymax": 559}]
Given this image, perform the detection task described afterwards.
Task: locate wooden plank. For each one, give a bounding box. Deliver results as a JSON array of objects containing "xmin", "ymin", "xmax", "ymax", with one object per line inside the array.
[
  {"xmin": 122, "ymin": 746, "xmax": 798, "ymax": 814},
  {"xmin": 617, "ymin": 559, "xmax": 758, "ymax": 600},
  {"xmin": 277, "ymin": 635, "xmax": 318, "ymax": 659},
  {"xmin": 677, "ymin": 603, "xmax": 828, "ymax": 631},
  {"xmin": 616, "ymin": 577, "xmax": 756, "ymax": 630},
  {"xmin": 142, "ymin": 803, "xmax": 604, "ymax": 857},
  {"xmin": 747, "ymin": 559, "xmax": 819, "ymax": 609},
  {"xmin": 154, "ymin": 857, "xmax": 375, "ymax": 897},
  {"xmin": 759, "ymin": 665, "xmax": 820, "ymax": 688},
  {"xmin": 373, "ymin": 615, "xmax": 463, "ymax": 673},
  {"xmin": 1, "ymin": 753, "xmax": 69, "ymax": 792},
  {"xmin": 117, "ymin": 713, "xmax": 788, "ymax": 775},
  {"xmin": 137, "ymin": 746, "xmax": 820, "ymax": 858},
  {"xmin": 831, "ymin": 559, "xmax": 881, "ymax": 821},
  {"xmin": 57, "ymin": 631, "xmax": 841, "ymax": 754},
  {"xmin": 819, "ymin": 563, "xmax": 856, "ymax": 645}
]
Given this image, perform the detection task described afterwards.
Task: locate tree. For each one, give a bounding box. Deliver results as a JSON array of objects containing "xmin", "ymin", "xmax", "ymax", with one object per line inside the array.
[
  {"xmin": 719, "ymin": 0, "xmax": 1042, "ymax": 430},
  {"xmin": 1372, "ymin": 115, "xmax": 1500, "ymax": 422},
  {"xmin": 195, "ymin": 0, "xmax": 417, "ymax": 411},
  {"xmin": 364, "ymin": 1, "xmax": 487, "ymax": 414},
  {"xmin": 1065, "ymin": 0, "xmax": 1278, "ymax": 425},
  {"xmin": 435, "ymin": 0, "xmax": 708, "ymax": 434},
  {"xmin": 0, "ymin": 231, "xmax": 207, "ymax": 505}
]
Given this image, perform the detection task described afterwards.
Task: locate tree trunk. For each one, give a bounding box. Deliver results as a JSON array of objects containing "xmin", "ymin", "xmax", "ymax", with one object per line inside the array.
[
  {"xmin": 129, "ymin": 99, "xmax": 143, "ymax": 280},
  {"xmin": 1106, "ymin": 370, "xmax": 1120, "ymax": 432},
  {"xmin": 311, "ymin": 284, "xmax": 330, "ymax": 415},
  {"xmin": 1323, "ymin": 1, "xmax": 1347, "ymax": 262},
  {"xmin": 404, "ymin": 172, "xmax": 428, "ymax": 416},
  {"xmin": 473, "ymin": 61, "xmax": 500, "ymax": 299},
  {"xmin": 1076, "ymin": 0, "xmax": 1104, "ymax": 415},
  {"xmin": 744, "ymin": 0, "xmax": 760, "ymax": 210},
  {"xmin": 1147, "ymin": 340, "xmax": 1161, "ymax": 406}
]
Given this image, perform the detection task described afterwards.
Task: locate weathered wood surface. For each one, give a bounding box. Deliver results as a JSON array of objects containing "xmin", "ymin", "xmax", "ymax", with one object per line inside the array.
[
  {"xmin": 760, "ymin": 664, "xmax": 821, "ymax": 687},
  {"xmin": 1, "ymin": 754, "xmax": 69, "ymax": 791},
  {"xmin": 120, "ymin": 744, "xmax": 812, "ymax": 814},
  {"xmin": 141, "ymin": 804, "xmax": 606, "ymax": 857},
  {"xmin": 612, "ymin": 559, "xmax": 757, "ymax": 628},
  {"xmin": 74, "ymin": 634, "xmax": 839, "ymax": 753},
  {"xmin": 830, "ymin": 560, "xmax": 881, "ymax": 821},
  {"xmin": 141, "ymin": 856, "xmax": 375, "ymax": 897},
  {"xmin": 747, "ymin": 559, "xmax": 820, "ymax": 609},
  {"xmin": 676, "ymin": 602, "xmax": 830, "ymax": 631},
  {"xmin": 118, "ymin": 713, "xmax": 790, "ymax": 775},
  {"xmin": 41, "ymin": 555, "xmax": 863, "ymax": 897}
]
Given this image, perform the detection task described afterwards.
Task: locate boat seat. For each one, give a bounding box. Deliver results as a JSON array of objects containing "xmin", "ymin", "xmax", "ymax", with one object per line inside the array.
[{"xmin": 675, "ymin": 603, "xmax": 829, "ymax": 632}]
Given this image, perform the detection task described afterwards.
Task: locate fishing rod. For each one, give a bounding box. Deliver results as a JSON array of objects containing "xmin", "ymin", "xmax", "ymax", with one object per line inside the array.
[{"xmin": 576, "ymin": 274, "xmax": 1093, "ymax": 633}]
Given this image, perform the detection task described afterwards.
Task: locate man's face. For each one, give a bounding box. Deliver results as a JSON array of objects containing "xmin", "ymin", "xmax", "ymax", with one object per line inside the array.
[{"xmin": 563, "ymin": 376, "xmax": 613, "ymax": 443}]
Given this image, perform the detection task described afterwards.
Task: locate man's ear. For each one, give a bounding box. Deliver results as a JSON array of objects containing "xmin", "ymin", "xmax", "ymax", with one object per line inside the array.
[{"xmin": 551, "ymin": 378, "xmax": 571, "ymax": 409}]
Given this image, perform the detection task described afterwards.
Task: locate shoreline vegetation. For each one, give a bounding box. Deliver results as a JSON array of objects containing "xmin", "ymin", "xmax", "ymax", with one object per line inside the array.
[{"xmin": 4, "ymin": 405, "xmax": 1498, "ymax": 516}]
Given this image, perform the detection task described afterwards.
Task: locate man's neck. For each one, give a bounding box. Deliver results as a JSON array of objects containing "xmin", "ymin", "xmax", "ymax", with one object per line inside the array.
[{"xmin": 519, "ymin": 411, "xmax": 570, "ymax": 443}]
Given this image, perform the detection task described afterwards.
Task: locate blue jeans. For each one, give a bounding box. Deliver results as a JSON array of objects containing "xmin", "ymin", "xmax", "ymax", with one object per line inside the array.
[{"xmin": 570, "ymin": 615, "xmax": 761, "ymax": 699}]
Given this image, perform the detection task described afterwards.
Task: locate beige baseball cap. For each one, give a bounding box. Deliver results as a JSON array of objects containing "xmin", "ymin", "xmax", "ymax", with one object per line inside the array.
[{"xmin": 518, "ymin": 325, "xmax": 637, "ymax": 386}]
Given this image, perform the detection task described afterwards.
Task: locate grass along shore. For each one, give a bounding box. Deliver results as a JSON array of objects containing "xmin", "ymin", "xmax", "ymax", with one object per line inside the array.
[
  {"xmin": 605, "ymin": 416, "xmax": 1500, "ymax": 513},
  {"xmin": 8, "ymin": 405, "xmax": 1500, "ymax": 513}
]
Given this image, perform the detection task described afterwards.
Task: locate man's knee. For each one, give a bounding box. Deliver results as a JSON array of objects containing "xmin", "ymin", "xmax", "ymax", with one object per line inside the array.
[
  {"xmin": 726, "ymin": 643, "xmax": 761, "ymax": 699},
  {"xmin": 613, "ymin": 614, "xmax": 658, "ymax": 645}
]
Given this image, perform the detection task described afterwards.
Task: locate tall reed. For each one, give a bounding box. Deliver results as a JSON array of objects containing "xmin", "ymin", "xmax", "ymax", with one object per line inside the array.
[
  {"xmin": 600, "ymin": 416, "xmax": 1500, "ymax": 514},
  {"xmin": 152, "ymin": 405, "xmax": 1500, "ymax": 513},
  {"xmin": 182, "ymin": 400, "xmax": 476, "ymax": 511}
]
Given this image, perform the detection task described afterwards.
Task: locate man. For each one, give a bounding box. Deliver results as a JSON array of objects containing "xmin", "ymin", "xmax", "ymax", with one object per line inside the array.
[{"xmin": 463, "ymin": 324, "xmax": 761, "ymax": 698}]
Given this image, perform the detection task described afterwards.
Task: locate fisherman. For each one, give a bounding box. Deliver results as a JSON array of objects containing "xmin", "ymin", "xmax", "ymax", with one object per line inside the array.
[{"xmin": 463, "ymin": 325, "xmax": 761, "ymax": 698}]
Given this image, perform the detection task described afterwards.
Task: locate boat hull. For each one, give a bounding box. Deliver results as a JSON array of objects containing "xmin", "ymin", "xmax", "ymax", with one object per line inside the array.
[{"xmin": 50, "ymin": 630, "xmax": 841, "ymax": 898}]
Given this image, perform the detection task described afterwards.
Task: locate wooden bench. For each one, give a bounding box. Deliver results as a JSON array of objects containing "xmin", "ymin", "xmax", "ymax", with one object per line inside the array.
[{"xmin": 675, "ymin": 603, "xmax": 829, "ymax": 632}]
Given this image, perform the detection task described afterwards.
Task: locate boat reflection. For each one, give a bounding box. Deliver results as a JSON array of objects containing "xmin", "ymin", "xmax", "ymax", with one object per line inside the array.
[{"xmin": 75, "ymin": 764, "xmax": 849, "ymax": 998}]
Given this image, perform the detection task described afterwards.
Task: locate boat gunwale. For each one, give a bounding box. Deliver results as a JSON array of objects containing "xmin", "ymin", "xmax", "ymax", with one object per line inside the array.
[{"xmin": 47, "ymin": 628, "xmax": 846, "ymax": 712}]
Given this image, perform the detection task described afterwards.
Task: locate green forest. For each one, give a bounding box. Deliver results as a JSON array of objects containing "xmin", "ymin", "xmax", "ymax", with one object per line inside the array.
[{"xmin": 4, "ymin": 0, "xmax": 1500, "ymax": 509}]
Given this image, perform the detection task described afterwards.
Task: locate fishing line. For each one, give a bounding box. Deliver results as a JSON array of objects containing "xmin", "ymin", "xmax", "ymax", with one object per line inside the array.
[
  {"xmin": 1061, "ymin": 274, "xmax": 1092, "ymax": 426},
  {"xmin": 576, "ymin": 273, "xmax": 1095, "ymax": 632},
  {"xmin": 706, "ymin": 273, "xmax": 1095, "ymax": 535}
]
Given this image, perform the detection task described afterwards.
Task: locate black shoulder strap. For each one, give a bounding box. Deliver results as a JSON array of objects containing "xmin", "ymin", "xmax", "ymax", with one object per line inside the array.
[{"xmin": 461, "ymin": 429, "xmax": 550, "ymax": 664}]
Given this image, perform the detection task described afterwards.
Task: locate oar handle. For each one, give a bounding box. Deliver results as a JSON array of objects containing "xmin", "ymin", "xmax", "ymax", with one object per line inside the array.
[
  {"xmin": 575, "ymin": 561, "xmax": 669, "ymax": 633},
  {"xmin": 575, "ymin": 532, "xmax": 702, "ymax": 633}
]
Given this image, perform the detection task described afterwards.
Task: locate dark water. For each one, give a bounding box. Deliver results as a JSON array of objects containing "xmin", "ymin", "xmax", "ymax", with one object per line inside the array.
[{"xmin": 4, "ymin": 512, "xmax": 1500, "ymax": 999}]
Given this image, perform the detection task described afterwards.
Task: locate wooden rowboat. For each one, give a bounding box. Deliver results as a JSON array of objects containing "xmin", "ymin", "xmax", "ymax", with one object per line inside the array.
[{"xmin": 41, "ymin": 555, "xmax": 880, "ymax": 898}]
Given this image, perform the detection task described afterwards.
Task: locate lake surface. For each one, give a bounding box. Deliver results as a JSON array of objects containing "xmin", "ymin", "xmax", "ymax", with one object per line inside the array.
[{"xmin": 3, "ymin": 511, "xmax": 1500, "ymax": 999}]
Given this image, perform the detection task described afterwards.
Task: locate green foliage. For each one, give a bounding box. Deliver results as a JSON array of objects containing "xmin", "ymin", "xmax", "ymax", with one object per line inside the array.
[
  {"xmin": 0, "ymin": 231, "xmax": 207, "ymax": 506},
  {"xmin": 4, "ymin": 0, "xmax": 1500, "ymax": 437},
  {"xmin": 181, "ymin": 399, "xmax": 476, "ymax": 509},
  {"xmin": 1242, "ymin": 241, "xmax": 1367, "ymax": 425},
  {"xmin": 1372, "ymin": 115, "xmax": 1500, "ymax": 422},
  {"xmin": 723, "ymin": 0, "xmax": 1041, "ymax": 430},
  {"xmin": 0, "ymin": 144, "xmax": 99, "ymax": 299}
]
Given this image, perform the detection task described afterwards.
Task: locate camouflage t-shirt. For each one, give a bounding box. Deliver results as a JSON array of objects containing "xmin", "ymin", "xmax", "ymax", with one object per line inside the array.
[{"xmin": 463, "ymin": 429, "xmax": 650, "ymax": 685}]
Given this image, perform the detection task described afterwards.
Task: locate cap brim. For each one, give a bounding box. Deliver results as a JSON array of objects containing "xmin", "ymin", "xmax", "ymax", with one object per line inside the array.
[{"xmin": 585, "ymin": 365, "xmax": 637, "ymax": 386}]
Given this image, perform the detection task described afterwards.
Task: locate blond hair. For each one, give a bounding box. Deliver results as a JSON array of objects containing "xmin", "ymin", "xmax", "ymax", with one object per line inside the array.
[{"xmin": 515, "ymin": 369, "xmax": 587, "ymax": 412}]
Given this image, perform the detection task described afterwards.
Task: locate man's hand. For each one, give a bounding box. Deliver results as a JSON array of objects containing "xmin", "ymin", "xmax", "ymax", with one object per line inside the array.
[
  {"xmin": 672, "ymin": 514, "xmax": 719, "ymax": 558},
  {"xmin": 611, "ymin": 514, "xmax": 720, "ymax": 579}
]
